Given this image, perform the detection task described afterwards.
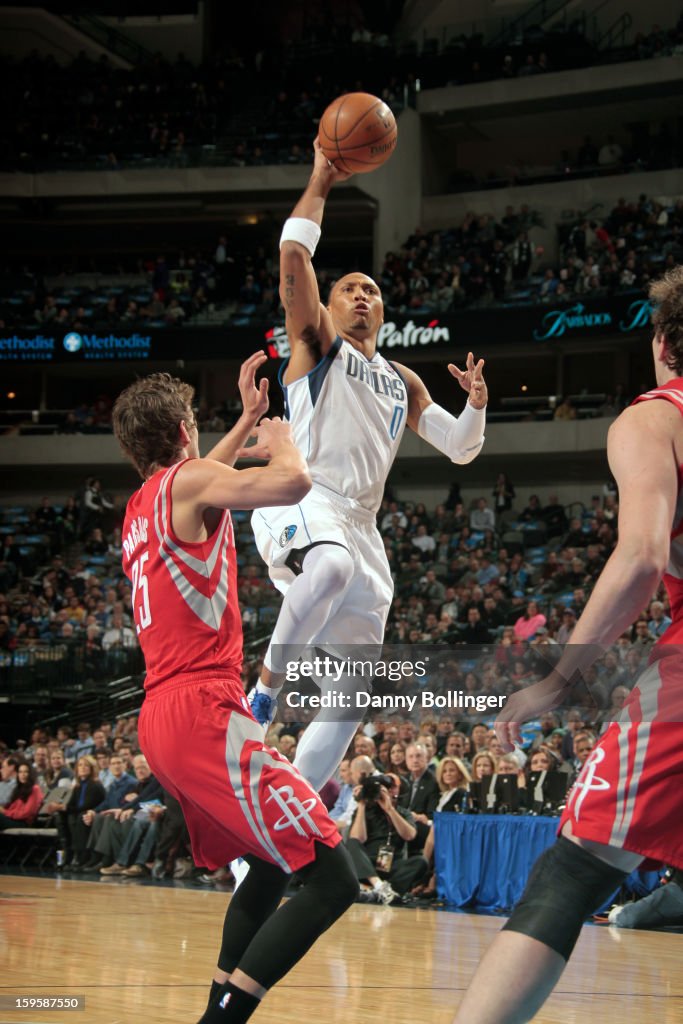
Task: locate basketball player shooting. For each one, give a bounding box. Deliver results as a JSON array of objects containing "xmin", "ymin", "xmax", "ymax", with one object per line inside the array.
[
  {"xmin": 112, "ymin": 354, "xmax": 358, "ymax": 1024},
  {"xmin": 454, "ymin": 266, "xmax": 683, "ymax": 1024},
  {"xmin": 247, "ymin": 137, "xmax": 488, "ymax": 790}
]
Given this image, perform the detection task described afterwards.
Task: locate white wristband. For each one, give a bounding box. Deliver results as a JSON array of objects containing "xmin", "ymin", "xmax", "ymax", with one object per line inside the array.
[{"xmin": 279, "ymin": 217, "xmax": 321, "ymax": 257}]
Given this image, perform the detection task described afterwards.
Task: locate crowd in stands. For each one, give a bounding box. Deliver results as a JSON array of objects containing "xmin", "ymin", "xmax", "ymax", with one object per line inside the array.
[
  {"xmin": 0, "ymin": 474, "xmax": 667, "ymax": 682},
  {"xmin": 2, "ymin": 187, "xmax": 680, "ymax": 336},
  {"xmin": 448, "ymin": 122, "xmax": 682, "ymax": 194},
  {"xmin": 0, "ymin": 471, "xmax": 675, "ymax": 897},
  {"xmin": 0, "ymin": 237, "xmax": 286, "ymax": 332},
  {"xmin": 0, "ymin": 252, "xmax": 226, "ymax": 334},
  {"xmin": 0, "ymin": 700, "xmax": 651, "ymax": 900},
  {"xmin": 0, "ymin": 484, "xmax": 142, "ymax": 684},
  {"xmin": 381, "ymin": 191, "xmax": 683, "ymax": 313},
  {"xmin": 0, "ymin": 700, "xmax": 611, "ymax": 899},
  {"xmin": 1, "ymin": 11, "xmax": 682, "ymax": 173},
  {"xmin": 0, "ymin": 722, "xmax": 195, "ymax": 879},
  {"xmin": 0, "ymin": 41, "xmax": 414, "ymax": 174}
]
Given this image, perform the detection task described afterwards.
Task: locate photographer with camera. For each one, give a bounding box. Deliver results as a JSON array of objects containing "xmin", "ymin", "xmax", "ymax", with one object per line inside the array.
[{"xmin": 346, "ymin": 771, "xmax": 429, "ymax": 905}]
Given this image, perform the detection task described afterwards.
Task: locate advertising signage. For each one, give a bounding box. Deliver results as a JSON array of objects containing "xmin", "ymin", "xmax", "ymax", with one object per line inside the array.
[
  {"xmin": 0, "ymin": 294, "xmax": 652, "ymax": 365},
  {"xmin": 0, "ymin": 331, "xmax": 155, "ymax": 362},
  {"xmin": 532, "ymin": 297, "xmax": 653, "ymax": 341}
]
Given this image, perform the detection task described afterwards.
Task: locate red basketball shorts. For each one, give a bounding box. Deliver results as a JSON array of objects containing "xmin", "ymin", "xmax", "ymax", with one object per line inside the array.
[
  {"xmin": 138, "ymin": 673, "xmax": 341, "ymax": 872},
  {"xmin": 561, "ymin": 648, "xmax": 683, "ymax": 869}
]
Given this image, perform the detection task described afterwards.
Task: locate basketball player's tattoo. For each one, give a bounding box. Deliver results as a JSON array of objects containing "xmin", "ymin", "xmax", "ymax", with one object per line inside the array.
[{"xmin": 284, "ymin": 274, "xmax": 295, "ymax": 311}]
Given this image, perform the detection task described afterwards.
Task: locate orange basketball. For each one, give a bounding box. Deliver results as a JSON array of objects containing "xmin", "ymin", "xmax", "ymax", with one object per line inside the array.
[{"xmin": 318, "ymin": 92, "xmax": 397, "ymax": 174}]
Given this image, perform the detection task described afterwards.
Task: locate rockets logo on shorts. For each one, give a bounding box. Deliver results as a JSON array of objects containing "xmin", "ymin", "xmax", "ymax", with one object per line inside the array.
[
  {"xmin": 266, "ymin": 784, "xmax": 324, "ymax": 836},
  {"xmin": 279, "ymin": 524, "xmax": 298, "ymax": 547},
  {"xmin": 566, "ymin": 746, "xmax": 610, "ymax": 821}
]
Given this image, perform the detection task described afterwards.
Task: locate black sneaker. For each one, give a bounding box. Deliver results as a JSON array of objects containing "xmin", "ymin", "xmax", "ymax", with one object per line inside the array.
[{"xmin": 83, "ymin": 859, "xmax": 104, "ymax": 872}]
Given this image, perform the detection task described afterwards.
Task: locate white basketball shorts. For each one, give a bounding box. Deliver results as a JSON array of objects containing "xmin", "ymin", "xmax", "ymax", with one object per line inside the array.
[{"xmin": 252, "ymin": 484, "xmax": 393, "ymax": 646}]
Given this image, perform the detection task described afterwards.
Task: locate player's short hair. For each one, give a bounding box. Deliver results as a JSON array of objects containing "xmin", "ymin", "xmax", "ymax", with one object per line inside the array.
[
  {"xmin": 650, "ymin": 265, "xmax": 683, "ymax": 374},
  {"xmin": 328, "ymin": 273, "xmax": 382, "ymax": 303},
  {"xmin": 113, "ymin": 372, "xmax": 195, "ymax": 478}
]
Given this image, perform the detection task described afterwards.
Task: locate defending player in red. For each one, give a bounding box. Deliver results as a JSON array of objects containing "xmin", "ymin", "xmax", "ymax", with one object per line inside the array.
[
  {"xmin": 454, "ymin": 266, "xmax": 683, "ymax": 1022},
  {"xmin": 113, "ymin": 352, "xmax": 357, "ymax": 1024}
]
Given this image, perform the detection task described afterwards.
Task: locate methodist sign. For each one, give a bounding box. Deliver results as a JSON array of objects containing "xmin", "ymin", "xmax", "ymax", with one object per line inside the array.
[
  {"xmin": 0, "ymin": 330, "xmax": 152, "ymax": 362},
  {"xmin": 0, "ymin": 294, "xmax": 652, "ymax": 364}
]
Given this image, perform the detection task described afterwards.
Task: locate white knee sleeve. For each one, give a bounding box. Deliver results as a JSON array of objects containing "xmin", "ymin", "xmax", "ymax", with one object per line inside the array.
[{"xmin": 264, "ymin": 544, "xmax": 354, "ymax": 675}]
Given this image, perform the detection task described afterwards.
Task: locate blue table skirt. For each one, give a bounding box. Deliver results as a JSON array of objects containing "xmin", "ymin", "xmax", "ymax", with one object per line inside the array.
[{"xmin": 433, "ymin": 813, "xmax": 660, "ymax": 912}]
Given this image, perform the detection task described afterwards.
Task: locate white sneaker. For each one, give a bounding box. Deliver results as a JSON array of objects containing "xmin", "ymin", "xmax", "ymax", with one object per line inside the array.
[
  {"xmin": 374, "ymin": 880, "xmax": 398, "ymax": 906},
  {"xmin": 607, "ymin": 904, "xmax": 624, "ymax": 924}
]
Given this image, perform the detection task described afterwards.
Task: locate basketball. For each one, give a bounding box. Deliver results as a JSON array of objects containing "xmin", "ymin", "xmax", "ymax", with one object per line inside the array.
[{"xmin": 319, "ymin": 92, "xmax": 398, "ymax": 174}]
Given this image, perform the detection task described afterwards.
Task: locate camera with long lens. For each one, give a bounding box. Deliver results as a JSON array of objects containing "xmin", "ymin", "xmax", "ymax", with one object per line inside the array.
[{"xmin": 359, "ymin": 774, "xmax": 394, "ymax": 801}]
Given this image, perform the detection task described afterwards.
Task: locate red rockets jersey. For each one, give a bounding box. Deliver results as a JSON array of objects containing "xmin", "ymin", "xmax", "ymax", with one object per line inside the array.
[
  {"xmin": 632, "ymin": 376, "xmax": 683, "ymax": 645},
  {"xmin": 121, "ymin": 460, "xmax": 243, "ymax": 690}
]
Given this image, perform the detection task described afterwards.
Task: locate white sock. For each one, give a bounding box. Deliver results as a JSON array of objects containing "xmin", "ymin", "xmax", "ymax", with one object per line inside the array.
[{"xmin": 253, "ymin": 679, "xmax": 283, "ymax": 699}]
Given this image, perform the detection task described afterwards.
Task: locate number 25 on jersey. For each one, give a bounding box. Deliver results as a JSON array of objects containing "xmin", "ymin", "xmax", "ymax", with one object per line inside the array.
[{"xmin": 131, "ymin": 552, "xmax": 152, "ymax": 633}]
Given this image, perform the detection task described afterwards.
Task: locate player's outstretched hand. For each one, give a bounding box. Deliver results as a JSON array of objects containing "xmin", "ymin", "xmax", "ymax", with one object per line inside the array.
[
  {"xmin": 236, "ymin": 417, "xmax": 293, "ymax": 461},
  {"xmin": 449, "ymin": 352, "xmax": 487, "ymax": 409},
  {"xmin": 312, "ymin": 136, "xmax": 354, "ymax": 182},
  {"xmin": 239, "ymin": 350, "xmax": 270, "ymax": 423},
  {"xmin": 495, "ymin": 676, "xmax": 570, "ymax": 752}
]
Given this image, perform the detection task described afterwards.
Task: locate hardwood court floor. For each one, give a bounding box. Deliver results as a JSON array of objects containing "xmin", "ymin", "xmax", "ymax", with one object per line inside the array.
[{"xmin": 1, "ymin": 873, "xmax": 683, "ymax": 1024}]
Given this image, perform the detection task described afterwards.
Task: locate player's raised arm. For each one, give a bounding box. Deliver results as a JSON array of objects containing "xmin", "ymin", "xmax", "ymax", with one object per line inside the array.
[
  {"xmin": 394, "ymin": 352, "xmax": 487, "ymax": 464},
  {"xmin": 203, "ymin": 351, "xmax": 269, "ymax": 467},
  {"xmin": 176, "ymin": 419, "xmax": 311, "ymax": 512},
  {"xmin": 279, "ymin": 139, "xmax": 351, "ymax": 366},
  {"xmin": 495, "ymin": 399, "xmax": 678, "ymax": 749}
]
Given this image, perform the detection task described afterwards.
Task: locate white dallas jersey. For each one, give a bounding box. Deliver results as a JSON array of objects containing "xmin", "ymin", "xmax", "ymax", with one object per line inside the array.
[{"xmin": 281, "ymin": 336, "xmax": 408, "ymax": 514}]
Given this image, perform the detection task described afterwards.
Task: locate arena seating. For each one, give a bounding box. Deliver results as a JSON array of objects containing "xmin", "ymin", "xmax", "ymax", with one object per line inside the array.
[
  {"xmin": 0, "ymin": 474, "xmax": 669, "ymax": 888},
  {"xmin": 1, "ymin": 15, "xmax": 681, "ymax": 173},
  {"xmin": 2, "ymin": 190, "xmax": 680, "ymax": 337}
]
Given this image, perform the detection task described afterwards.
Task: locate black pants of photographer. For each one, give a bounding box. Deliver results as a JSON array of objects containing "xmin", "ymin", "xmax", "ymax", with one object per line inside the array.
[{"xmin": 345, "ymin": 839, "xmax": 428, "ymax": 894}]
